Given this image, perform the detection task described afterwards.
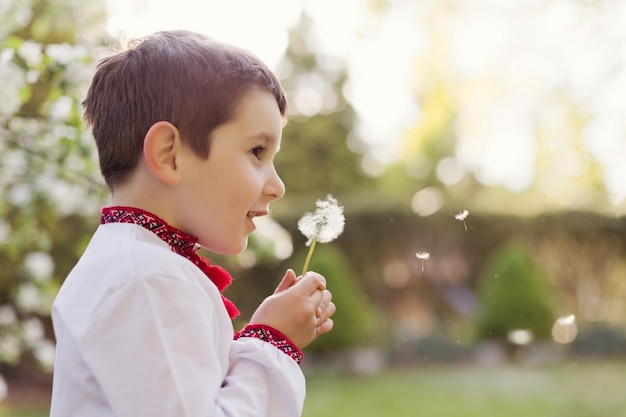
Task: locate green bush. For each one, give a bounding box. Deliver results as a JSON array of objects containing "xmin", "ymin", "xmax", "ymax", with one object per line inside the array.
[
  {"xmin": 476, "ymin": 242, "xmax": 556, "ymax": 344},
  {"xmin": 291, "ymin": 245, "xmax": 381, "ymax": 353}
]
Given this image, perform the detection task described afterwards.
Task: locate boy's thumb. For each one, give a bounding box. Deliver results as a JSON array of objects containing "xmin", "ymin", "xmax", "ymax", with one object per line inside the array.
[{"xmin": 273, "ymin": 269, "xmax": 297, "ymax": 294}]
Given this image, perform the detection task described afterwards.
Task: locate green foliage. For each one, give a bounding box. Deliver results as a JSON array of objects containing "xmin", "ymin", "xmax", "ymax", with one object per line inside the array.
[
  {"xmin": 291, "ymin": 245, "xmax": 380, "ymax": 353},
  {"xmin": 475, "ymin": 242, "xmax": 556, "ymax": 343},
  {"xmin": 278, "ymin": 114, "xmax": 370, "ymax": 198}
]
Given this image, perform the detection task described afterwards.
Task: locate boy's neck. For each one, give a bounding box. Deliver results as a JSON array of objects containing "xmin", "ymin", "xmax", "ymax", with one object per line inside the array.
[{"xmin": 110, "ymin": 172, "xmax": 174, "ymax": 227}]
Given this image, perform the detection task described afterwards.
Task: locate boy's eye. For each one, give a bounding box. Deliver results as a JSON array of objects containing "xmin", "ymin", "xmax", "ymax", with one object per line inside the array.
[{"xmin": 251, "ymin": 146, "xmax": 266, "ymax": 160}]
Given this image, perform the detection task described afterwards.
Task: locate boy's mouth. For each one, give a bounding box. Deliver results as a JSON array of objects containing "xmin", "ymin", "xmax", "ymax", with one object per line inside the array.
[{"xmin": 247, "ymin": 210, "xmax": 267, "ymax": 219}]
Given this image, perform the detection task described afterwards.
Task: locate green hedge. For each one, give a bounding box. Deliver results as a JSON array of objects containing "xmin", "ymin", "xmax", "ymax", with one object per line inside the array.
[{"xmin": 475, "ymin": 242, "xmax": 556, "ymax": 343}]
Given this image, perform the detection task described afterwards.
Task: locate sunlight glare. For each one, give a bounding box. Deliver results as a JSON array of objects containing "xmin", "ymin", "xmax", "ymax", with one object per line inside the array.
[
  {"xmin": 552, "ymin": 314, "xmax": 578, "ymax": 344},
  {"xmin": 411, "ymin": 187, "xmax": 444, "ymax": 216}
]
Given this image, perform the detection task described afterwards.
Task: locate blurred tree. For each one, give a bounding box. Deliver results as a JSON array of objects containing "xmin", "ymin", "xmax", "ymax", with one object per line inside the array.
[
  {"xmin": 371, "ymin": 0, "xmax": 621, "ymax": 216},
  {"xmin": 273, "ymin": 13, "xmax": 376, "ymax": 215},
  {"xmin": 402, "ymin": 74, "xmax": 457, "ymax": 186},
  {"xmin": 0, "ymin": 0, "xmax": 107, "ymax": 380},
  {"xmin": 475, "ymin": 242, "xmax": 556, "ymax": 355}
]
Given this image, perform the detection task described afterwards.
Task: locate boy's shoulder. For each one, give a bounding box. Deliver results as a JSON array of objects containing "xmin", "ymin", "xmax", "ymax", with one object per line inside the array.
[
  {"xmin": 88, "ymin": 222, "xmax": 177, "ymax": 262},
  {"xmin": 52, "ymin": 222, "xmax": 228, "ymax": 342},
  {"xmin": 66, "ymin": 223, "xmax": 205, "ymax": 289}
]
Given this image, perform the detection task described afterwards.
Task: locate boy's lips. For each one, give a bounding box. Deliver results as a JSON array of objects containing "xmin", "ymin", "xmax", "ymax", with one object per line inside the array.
[
  {"xmin": 247, "ymin": 210, "xmax": 267, "ymax": 219},
  {"xmin": 246, "ymin": 211, "xmax": 267, "ymax": 229}
]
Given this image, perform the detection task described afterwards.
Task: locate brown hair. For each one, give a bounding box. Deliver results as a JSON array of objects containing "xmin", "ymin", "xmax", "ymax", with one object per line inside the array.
[{"xmin": 82, "ymin": 30, "xmax": 287, "ymax": 190}]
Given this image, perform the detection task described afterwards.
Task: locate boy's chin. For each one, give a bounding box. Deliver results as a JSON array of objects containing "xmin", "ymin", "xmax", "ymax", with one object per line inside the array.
[
  {"xmin": 238, "ymin": 238, "xmax": 251, "ymax": 255},
  {"xmin": 220, "ymin": 240, "xmax": 249, "ymax": 257},
  {"xmin": 198, "ymin": 238, "xmax": 248, "ymax": 257}
]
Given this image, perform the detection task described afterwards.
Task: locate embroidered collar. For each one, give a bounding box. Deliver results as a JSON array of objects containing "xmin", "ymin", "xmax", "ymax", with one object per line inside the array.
[{"xmin": 101, "ymin": 206, "xmax": 239, "ymax": 319}]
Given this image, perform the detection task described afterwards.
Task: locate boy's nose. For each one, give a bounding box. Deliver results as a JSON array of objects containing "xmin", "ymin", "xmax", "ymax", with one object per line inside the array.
[{"xmin": 265, "ymin": 166, "xmax": 285, "ymax": 201}]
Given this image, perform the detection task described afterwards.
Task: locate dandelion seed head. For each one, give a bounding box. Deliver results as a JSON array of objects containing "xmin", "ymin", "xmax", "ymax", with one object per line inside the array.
[
  {"xmin": 416, "ymin": 251, "xmax": 430, "ymax": 260},
  {"xmin": 455, "ymin": 210, "xmax": 469, "ymax": 221},
  {"xmin": 297, "ymin": 194, "xmax": 345, "ymax": 246}
]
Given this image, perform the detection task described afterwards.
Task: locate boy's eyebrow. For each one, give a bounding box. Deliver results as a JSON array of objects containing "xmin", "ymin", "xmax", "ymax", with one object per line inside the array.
[{"xmin": 248, "ymin": 132, "xmax": 281, "ymax": 151}]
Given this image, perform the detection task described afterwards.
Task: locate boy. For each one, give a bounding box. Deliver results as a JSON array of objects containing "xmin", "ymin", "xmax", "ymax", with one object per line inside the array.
[{"xmin": 50, "ymin": 30, "xmax": 336, "ymax": 417}]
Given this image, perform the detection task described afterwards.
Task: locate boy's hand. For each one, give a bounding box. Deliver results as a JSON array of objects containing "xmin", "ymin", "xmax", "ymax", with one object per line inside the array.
[
  {"xmin": 250, "ymin": 270, "xmax": 336, "ymax": 349},
  {"xmin": 272, "ymin": 268, "xmax": 299, "ymax": 293}
]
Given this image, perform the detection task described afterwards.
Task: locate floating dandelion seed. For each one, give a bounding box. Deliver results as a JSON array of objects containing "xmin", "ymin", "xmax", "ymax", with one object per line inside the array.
[
  {"xmin": 298, "ymin": 195, "xmax": 345, "ymax": 275},
  {"xmin": 416, "ymin": 251, "xmax": 430, "ymax": 272},
  {"xmin": 455, "ymin": 209, "xmax": 469, "ymax": 231}
]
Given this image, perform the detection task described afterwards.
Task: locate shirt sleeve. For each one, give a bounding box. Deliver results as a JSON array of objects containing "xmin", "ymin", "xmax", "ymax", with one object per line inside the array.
[
  {"xmin": 234, "ymin": 324, "xmax": 303, "ymax": 364},
  {"xmin": 79, "ymin": 273, "xmax": 305, "ymax": 417}
]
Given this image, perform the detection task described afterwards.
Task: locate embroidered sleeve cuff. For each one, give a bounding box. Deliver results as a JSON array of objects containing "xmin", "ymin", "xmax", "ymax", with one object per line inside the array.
[{"xmin": 234, "ymin": 324, "xmax": 303, "ymax": 364}]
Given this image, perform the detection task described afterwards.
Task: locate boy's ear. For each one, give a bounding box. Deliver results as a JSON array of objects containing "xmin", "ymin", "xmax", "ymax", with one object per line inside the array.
[{"xmin": 143, "ymin": 121, "xmax": 182, "ymax": 186}]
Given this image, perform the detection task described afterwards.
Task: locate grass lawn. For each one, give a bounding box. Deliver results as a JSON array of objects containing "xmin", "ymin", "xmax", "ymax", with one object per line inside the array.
[
  {"xmin": 0, "ymin": 408, "xmax": 47, "ymax": 417},
  {"xmin": 1, "ymin": 360, "xmax": 625, "ymax": 416},
  {"xmin": 303, "ymin": 360, "xmax": 626, "ymax": 417}
]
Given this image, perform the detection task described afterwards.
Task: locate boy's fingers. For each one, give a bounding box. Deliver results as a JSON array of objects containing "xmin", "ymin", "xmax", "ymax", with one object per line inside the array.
[
  {"xmin": 274, "ymin": 269, "xmax": 297, "ymax": 294},
  {"xmin": 317, "ymin": 290, "xmax": 333, "ymax": 319},
  {"xmin": 296, "ymin": 272, "xmax": 326, "ymax": 295},
  {"xmin": 316, "ymin": 318, "xmax": 334, "ymax": 336}
]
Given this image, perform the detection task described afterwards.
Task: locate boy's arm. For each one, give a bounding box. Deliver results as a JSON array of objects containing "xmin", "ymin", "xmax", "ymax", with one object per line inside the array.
[
  {"xmin": 225, "ymin": 333, "xmax": 305, "ymax": 416},
  {"xmin": 80, "ymin": 273, "xmax": 304, "ymax": 417},
  {"xmin": 222, "ymin": 270, "xmax": 336, "ymax": 417}
]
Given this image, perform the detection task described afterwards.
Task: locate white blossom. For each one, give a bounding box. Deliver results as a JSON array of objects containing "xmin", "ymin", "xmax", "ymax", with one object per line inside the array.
[
  {"xmin": 0, "ymin": 334, "xmax": 21, "ymax": 363},
  {"xmin": 22, "ymin": 317, "xmax": 44, "ymax": 346},
  {"xmin": 16, "ymin": 283, "xmax": 43, "ymax": 312},
  {"xmin": 8, "ymin": 182, "xmax": 32, "ymax": 207},
  {"xmin": 24, "ymin": 251, "xmax": 54, "ymax": 282},
  {"xmin": 17, "ymin": 40, "xmax": 43, "ymax": 67},
  {"xmin": 32, "ymin": 338, "xmax": 56, "ymax": 370},
  {"xmin": 46, "ymin": 43, "xmax": 87, "ymax": 65},
  {"xmin": 0, "ymin": 305, "xmax": 17, "ymax": 326},
  {"xmin": 297, "ymin": 194, "xmax": 345, "ymax": 246},
  {"xmin": 0, "ymin": 53, "xmax": 23, "ymax": 114},
  {"xmin": 49, "ymin": 95, "xmax": 74, "ymax": 120}
]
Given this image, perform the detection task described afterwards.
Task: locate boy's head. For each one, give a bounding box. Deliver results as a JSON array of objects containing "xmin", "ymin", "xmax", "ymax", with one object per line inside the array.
[{"xmin": 83, "ymin": 30, "xmax": 287, "ymax": 191}]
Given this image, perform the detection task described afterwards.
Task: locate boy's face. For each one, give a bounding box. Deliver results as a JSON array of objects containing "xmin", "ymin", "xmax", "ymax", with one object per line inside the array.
[{"xmin": 173, "ymin": 88, "xmax": 285, "ymax": 255}]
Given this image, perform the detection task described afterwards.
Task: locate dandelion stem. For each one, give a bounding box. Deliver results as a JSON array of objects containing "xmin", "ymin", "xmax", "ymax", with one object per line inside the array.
[{"xmin": 302, "ymin": 239, "xmax": 317, "ymax": 275}]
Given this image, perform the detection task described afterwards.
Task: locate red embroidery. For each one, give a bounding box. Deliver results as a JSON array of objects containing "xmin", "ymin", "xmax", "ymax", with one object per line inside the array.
[
  {"xmin": 101, "ymin": 206, "xmax": 240, "ymax": 319},
  {"xmin": 234, "ymin": 324, "xmax": 303, "ymax": 364}
]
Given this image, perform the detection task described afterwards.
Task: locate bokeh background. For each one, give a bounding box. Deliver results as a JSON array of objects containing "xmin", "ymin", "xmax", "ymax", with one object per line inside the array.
[{"xmin": 2, "ymin": 0, "xmax": 626, "ymax": 415}]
